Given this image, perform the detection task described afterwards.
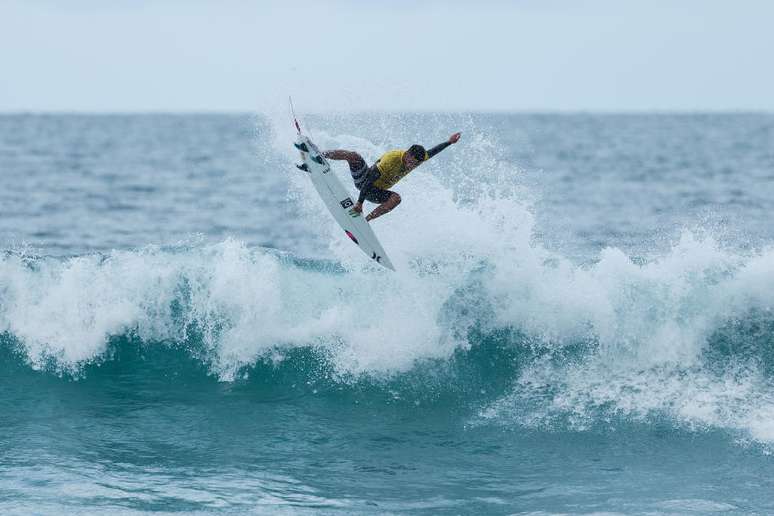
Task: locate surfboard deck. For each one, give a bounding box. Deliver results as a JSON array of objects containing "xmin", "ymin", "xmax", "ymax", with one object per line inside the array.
[{"xmin": 294, "ymin": 135, "xmax": 395, "ymax": 271}]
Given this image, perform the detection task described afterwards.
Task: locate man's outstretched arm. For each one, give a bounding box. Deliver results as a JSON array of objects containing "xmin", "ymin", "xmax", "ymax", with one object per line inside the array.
[{"xmin": 426, "ymin": 132, "xmax": 462, "ymax": 159}]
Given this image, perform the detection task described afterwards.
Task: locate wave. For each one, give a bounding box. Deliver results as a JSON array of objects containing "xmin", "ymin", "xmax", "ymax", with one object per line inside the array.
[
  {"xmin": 3, "ymin": 112, "xmax": 774, "ymax": 446},
  {"xmin": 2, "ymin": 231, "xmax": 774, "ymax": 441}
]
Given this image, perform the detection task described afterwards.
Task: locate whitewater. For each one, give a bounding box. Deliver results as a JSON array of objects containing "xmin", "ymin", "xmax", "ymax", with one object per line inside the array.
[{"xmin": 1, "ymin": 112, "xmax": 774, "ymax": 514}]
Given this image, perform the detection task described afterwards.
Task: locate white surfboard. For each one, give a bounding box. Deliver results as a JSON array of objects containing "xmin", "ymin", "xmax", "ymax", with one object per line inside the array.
[{"xmin": 294, "ymin": 134, "xmax": 395, "ymax": 271}]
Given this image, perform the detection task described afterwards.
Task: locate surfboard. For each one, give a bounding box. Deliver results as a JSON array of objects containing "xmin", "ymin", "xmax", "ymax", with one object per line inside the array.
[{"xmin": 294, "ymin": 134, "xmax": 395, "ymax": 271}]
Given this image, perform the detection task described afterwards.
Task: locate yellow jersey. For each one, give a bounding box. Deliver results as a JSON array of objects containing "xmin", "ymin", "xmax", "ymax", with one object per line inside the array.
[{"xmin": 373, "ymin": 150, "xmax": 410, "ymax": 190}]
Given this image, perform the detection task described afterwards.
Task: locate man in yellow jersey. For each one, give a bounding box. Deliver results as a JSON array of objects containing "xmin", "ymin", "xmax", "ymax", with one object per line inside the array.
[{"xmin": 323, "ymin": 132, "xmax": 462, "ymax": 222}]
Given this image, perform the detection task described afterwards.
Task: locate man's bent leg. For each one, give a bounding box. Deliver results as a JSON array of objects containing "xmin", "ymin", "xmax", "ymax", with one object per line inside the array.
[{"xmin": 366, "ymin": 193, "xmax": 401, "ymax": 222}]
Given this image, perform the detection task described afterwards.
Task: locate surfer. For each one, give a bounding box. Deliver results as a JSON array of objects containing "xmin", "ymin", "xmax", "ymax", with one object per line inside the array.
[{"xmin": 322, "ymin": 132, "xmax": 462, "ymax": 221}]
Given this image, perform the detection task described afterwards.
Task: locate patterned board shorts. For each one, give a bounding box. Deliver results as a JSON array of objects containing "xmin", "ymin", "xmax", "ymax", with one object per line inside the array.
[{"xmin": 350, "ymin": 158, "xmax": 394, "ymax": 204}]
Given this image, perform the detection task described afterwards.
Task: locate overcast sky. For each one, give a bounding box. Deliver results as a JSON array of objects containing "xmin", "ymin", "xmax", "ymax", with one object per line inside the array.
[{"xmin": 2, "ymin": 0, "xmax": 773, "ymax": 112}]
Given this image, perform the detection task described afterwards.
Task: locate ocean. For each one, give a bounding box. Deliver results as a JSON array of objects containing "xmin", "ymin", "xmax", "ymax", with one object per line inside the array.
[{"xmin": 1, "ymin": 112, "xmax": 774, "ymax": 514}]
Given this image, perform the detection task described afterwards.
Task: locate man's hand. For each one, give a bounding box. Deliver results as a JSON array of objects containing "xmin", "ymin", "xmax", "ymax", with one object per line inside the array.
[
  {"xmin": 448, "ymin": 132, "xmax": 461, "ymax": 144},
  {"xmin": 353, "ymin": 202, "xmax": 363, "ymax": 214}
]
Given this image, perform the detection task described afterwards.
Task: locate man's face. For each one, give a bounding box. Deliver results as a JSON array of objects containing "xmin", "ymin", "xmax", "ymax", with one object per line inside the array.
[{"xmin": 403, "ymin": 153, "xmax": 421, "ymax": 171}]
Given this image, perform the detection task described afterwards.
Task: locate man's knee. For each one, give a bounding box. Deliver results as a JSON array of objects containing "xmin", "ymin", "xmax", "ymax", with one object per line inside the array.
[{"xmin": 390, "ymin": 192, "xmax": 401, "ymax": 206}]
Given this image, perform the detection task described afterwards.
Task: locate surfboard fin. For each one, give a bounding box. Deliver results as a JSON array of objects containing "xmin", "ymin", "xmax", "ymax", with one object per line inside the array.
[
  {"xmin": 311, "ymin": 155, "xmax": 325, "ymax": 165},
  {"xmin": 296, "ymin": 163, "xmax": 309, "ymax": 172},
  {"xmin": 294, "ymin": 142, "xmax": 309, "ymax": 153}
]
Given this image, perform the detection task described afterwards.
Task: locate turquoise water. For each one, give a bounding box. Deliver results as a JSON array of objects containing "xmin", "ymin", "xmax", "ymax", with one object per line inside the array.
[{"xmin": 2, "ymin": 113, "xmax": 774, "ymax": 514}]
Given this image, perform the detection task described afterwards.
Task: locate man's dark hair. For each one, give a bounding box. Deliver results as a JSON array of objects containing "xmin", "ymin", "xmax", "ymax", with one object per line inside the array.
[{"xmin": 407, "ymin": 144, "xmax": 426, "ymax": 162}]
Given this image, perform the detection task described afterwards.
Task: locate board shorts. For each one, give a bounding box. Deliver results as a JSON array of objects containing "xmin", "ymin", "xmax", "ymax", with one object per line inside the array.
[{"xmin": 349, "ymin": 157, "xmax": 395, "ymax": 204}]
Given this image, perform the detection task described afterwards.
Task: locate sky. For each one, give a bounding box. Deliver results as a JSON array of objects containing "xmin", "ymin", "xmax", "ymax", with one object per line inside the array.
[{"xmin": 1, "ymin": 0, "xmax": 773, "ymax": 112}]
